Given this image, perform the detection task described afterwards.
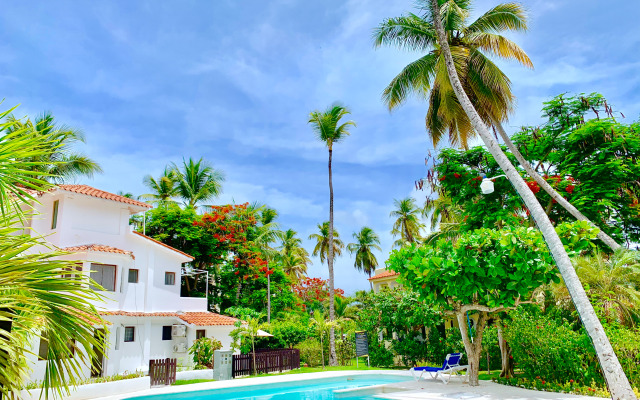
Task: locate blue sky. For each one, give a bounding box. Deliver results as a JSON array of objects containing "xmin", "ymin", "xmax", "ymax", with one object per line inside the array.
[{"xmin": 2, "ymin": 0, "xmax": 639, "ymax": 294}]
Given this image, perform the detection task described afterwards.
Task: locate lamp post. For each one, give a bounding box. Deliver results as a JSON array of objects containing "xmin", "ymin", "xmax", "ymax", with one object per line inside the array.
[{"xmin": 479, "ymin": 174, "xmax": 507, "ymax": 195}]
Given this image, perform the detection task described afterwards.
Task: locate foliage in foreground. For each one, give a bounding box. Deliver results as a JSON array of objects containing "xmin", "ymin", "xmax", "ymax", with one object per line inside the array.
[{"xmin": 189, "ymin": 337, "xmax": 222, "ymax": 369}]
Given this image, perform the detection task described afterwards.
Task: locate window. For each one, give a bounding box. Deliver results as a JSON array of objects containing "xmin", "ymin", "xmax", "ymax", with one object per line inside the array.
[
  {"xmin": 51, "ymin": 200, "xmax": 59, "ymax": 229},
  {"xmin": 62, "ymin": 263, "xmax": 83, "ymax": 279},
  {"xmin": 128, "ymin": 269, "xmax": 139, "ymax": 283},
  {"xmin": 90, "ymin": 264, "xmax": 117, "ymax": 292},
  {"xmin": 196, "ymin": 330, "xmax": 206, "ymax": 340},
  {"xmin": 124, "ymin": 327, "xmax": 135, "ymax": 342},
  {"xmin": 164, "ymin": 272, "xmax": 175, "ymax": 285},
  {"xmin": 38, "ymin": 334, "xmax": 75, "ymax": 360},
  {"xmin": 162, "ymin": 326, "xmax": 172, "ymax": 341}
]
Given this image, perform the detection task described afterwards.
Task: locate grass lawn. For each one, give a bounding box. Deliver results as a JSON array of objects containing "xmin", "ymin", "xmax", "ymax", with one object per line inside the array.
[{"xmin": 173, "ymin": 378, "xmax": 216, "ymax": 386}]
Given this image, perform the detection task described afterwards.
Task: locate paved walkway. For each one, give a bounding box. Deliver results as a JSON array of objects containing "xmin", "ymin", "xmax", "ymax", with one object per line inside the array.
[{"xmin": 92, "ymin": 370, "xmax": 596, "ymax": 400}]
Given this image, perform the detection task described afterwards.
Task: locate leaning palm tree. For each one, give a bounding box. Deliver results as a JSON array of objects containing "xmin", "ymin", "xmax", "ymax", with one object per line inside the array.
[
  {"xmin": 374, "ymin": 0, "xmax": 619, "ymax": 250},
  {"xmin": 0, "ymin": 111, "xmax": 105, "ymax": 397},
  {"xmin": 552, "ymin": 250, "xmax": 640, "ymax": 327},
  {"xmin": 347, "ymin": 227, "xmax": 381, "ymax": 278},
  {"xmin": 308, "ymin": 104, "xmax": 355, "ymax": 366},
  {"xmin": 281, "ymin": 253, "xmax": 309, "ymax": 283},
  {"xmin": 141, "ymin": 167, "xmax": 180, "ymax": 206},
  {"xmin": 171, "ymin": 158, "xmax": 225, "ymax": 209},
  {"xmin": 425, "ymin": 0, "xmax": 634, "ymax": 395},
  {"xmin": 390, "ymin": 198, "xmax": 424, "ymax": 247},
  {"xmin": 5, "ymin": 112, "xmax": 102, "ymax": 183},
  {"xmin": 309, "ymin": 221, "xmax": 344, "ymax": 265}
]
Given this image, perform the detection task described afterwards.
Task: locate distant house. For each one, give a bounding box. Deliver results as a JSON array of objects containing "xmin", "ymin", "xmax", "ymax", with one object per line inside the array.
[
  {"xmin": 23, "ymin": 185, "xmax": 237, "ymax": 382},
  {"xmin": 368, "ymin": 268, "xmax": 401, "ymax": 293}
]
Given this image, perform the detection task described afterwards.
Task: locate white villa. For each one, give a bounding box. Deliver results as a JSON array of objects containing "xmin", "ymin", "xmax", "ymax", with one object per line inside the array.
[{"xmin": 24, "ymin": 184, "xmax": 237, "ymax": 382}]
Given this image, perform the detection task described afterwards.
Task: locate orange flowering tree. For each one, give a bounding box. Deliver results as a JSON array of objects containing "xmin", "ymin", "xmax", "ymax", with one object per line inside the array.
[{"xmin": 292, "ymin": 277, "xmax": 344, "ymax": 312}]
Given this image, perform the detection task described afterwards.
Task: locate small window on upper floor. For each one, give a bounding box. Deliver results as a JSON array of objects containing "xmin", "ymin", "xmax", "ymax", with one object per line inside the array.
[
  {"xmin": 51, "ymin": 200, "xmax": 59, "ymax": 229},
  {"xmin": 90, "ymin": 263, "xmax": 117, "ymax": 292},
  {"xmin": 124, "ymin": 327, "xmax": 135, "ymax": 342},
  {"xmin": 196, "ymin": 329, "xmax": 206, "ymax": 340},
  {"xmin": 164, "ymin": 272, "xmax": 175, "ymax": 286},
  {"xmin": 128, "ymin": 269, "xmax": 139, "ymax": 283}
]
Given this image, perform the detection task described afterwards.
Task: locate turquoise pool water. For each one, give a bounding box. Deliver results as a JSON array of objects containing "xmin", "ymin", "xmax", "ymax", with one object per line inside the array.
[{"xmin": 128, "ymin": 374, "xmax": 411, "ymax": 400}]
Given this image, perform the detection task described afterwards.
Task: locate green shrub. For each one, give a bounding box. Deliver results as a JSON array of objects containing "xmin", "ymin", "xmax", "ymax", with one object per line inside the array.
[
  {"xmin": 295, "ymin": 338, "xmax": 323, "ymax": 367},
  {"xmin": 479, "ymin": 326, "xmax": 501, "ymax": 371},
  {"xmin": 336, "ymin": 337, "xmax": 355, "ymax": 366},
  {"xmin": 368, "ymin": 334, "xmax": 394, "ymax": 367},
  {"xmin": 189, "ymin": 337, "xmax": 222, "ymax": 368},
  {"xmin": 607, "ymin": 325, "xmax": 640, "ymax": 387},
  {"xmin": 392, "ymin": 336, "xmax": 428, "ymax": 367},
  {"xmin": 503, "ymin": 308, "xmax": 602, "ymax": 386}
]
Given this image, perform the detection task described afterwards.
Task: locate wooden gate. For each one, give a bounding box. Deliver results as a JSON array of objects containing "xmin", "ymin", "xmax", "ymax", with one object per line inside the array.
[{"xmin": 149, "ymin": 358, "xmax": 177, "ymax": 386}]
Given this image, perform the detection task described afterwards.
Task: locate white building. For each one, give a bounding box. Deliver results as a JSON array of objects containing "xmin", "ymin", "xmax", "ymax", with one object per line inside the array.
[{"xmin": 24, "ymin": 184, "xmax": 237, "ymax": 381}]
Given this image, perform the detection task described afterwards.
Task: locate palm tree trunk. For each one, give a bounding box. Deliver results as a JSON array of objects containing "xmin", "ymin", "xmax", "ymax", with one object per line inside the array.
[
  {"xmin": 327, "ymin": 147, "xmax": 338, "ymax": 366},
  {"xmin": 493, "ymin": 119, "xmax": 621, "ymax": 251},
  {"xmin": 429, "ymin": 1, "xmax": 635, "ymax": 397}
]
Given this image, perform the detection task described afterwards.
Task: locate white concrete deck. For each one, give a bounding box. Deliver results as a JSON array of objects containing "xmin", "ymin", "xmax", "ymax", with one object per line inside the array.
[{"xmin": 91, "ymin": 370, "xmax": 597, "ymax": 400}]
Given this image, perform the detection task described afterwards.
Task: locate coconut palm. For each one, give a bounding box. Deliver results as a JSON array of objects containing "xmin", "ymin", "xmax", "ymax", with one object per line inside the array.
[
  {"xmin": 171, "ymin": 158, "xmax": 225, "ymax": 209},
  {"xmin": 422, "ymin": 192, "xmax": 464, "ymax": 244},
  {"xmin": 0, "ymin": 111, "xmax": 105, "ymax": 397},
  {"xmin": 308, "ymin": 104, "xmax": 355, "ymax": 367},
  {"xmin": 347, "ymin": 227, "xmax": 381, "ymax": 278},
  {"xmin": 310, "ymin": 310, "xmax": 337, "ymax": 369},
  {"xmin": 390, "ymin": 198, "xmax": 424, "ymax": 247},
  {"xmin": 553, "ymin": 250, "xmax": 640, "ymax": 327},
  {"xmin": 374, "ymin": 0, "xmax": 620, "ymax": 250},
  {"xmin": 309, "ymin": 221, "xmax": 344, "ymax": 265},
  {"xmin": 278, "ymin": 229, "xmax": 311, "ymax": 283},
  {"xmin": 140, "ymin": 167, "xmax": 180, "ymax": 206},
  {"xmin": 425, "ymin": 0, "xmax": 633, "ymax": 395},
  {"xmin": 5, "ymin": 112, "xmax": 102, "ymax": 183}
]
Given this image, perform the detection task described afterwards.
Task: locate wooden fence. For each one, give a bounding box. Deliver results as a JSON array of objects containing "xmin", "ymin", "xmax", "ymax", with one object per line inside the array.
[
  {"xmin": 232, "ymin": 349, "xmax": 300, "ymax": 378},
  {"xmin": 149, "ymin": 358, "xmax": 177, "ymax": 386}
]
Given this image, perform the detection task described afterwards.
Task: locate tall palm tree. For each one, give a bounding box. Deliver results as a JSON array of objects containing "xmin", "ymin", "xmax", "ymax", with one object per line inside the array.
[
  {"xmin": 553, "ymin": 250, "xmax": 640, "ymax": 327},
  {"xmin": 280, "ymin": 253, "xmax": 309, "ymax": 284},
  {"xmin": 308, "ymin": 104, "xmax": 355, "ymax": 366},
  {"xmin": 374, "ymin": 0, "xmax": 619, "ymax": 250},
  {"xmin": 0, "ymin": 111, "xmax": 105, "ymax": 397},
  {"xmin": 309, "ymin": 221, "xmax": 344, "ymax": 265},
  {"xmin": 390, "ymin": 198, "xmax": 424, "ymax": 247},
  {"xmin": 140, "ymin": 167, "xmax": 180, "ymax": 207},
  {"xmin": 6, "ymin": 112, "xmax": 102, "ymax": 183},
  {"xmin": 426, "ymin": 0, "xmax": 633, "ymax": 395},
  {"xmin": 347, "ymin": 227, "xmax": 381, "ymax": 278},
  {"xmin": 171, "ymin": 158, "xmax": 225, "ymax": 209}
]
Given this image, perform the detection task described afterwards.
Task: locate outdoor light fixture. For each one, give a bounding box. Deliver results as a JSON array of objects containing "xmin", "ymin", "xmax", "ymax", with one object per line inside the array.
[{"xmin": 480, "ymin": 175, "xmax": 507, "ymax": 195}]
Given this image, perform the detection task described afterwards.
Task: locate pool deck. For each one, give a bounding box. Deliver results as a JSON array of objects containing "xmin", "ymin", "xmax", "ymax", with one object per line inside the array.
[{"xmin": 91, "ymin": 370, "xmax": 597, "ymax": 400}]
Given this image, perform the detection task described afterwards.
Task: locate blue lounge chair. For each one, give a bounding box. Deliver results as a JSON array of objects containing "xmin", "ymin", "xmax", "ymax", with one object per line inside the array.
[{"xmin": 410, "ymin": 352, "xmax": 467, "ymax": 383}]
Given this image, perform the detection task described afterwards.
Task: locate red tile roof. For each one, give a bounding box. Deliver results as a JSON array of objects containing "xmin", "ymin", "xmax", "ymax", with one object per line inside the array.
[
  {"xmin": 99, "ymin": 311, "xmax": 238, "ymax": 326},
  {"xmin": 62, "ymin": 244, "xmax": 135, "ymax": 259},
  {"xmin": 368, "ymin": 270, "xmax": 400, "ymax": 281},
  {"xmin": 58, "ymin": 185, "xmax": 151, "ymax": 209},
  {"xmin": 132, "ymin": 231, "xmax": 194, "ymax": 260}
]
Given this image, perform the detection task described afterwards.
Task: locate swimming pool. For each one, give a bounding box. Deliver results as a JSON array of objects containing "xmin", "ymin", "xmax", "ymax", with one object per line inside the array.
[{"xmin": 127, "ymin": 374, "xmax": 412, "ymax": 400}]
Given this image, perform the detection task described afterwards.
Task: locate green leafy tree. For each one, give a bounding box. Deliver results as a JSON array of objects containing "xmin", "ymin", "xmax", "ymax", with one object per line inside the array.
[
  {"xmin": 422, "ymin": 192, "xmax": 464, "ymax": 244},
  {"xmin": 189, "ymin": 337, "xmax": 222, "ymax": 369},
  {"xmin": 387, "ymin": 221, "xmax": 599, "ymax": 385},
  {"xmin": 310, "ymin": 310, "xmax": 337, "ymax": 369},
  {"xmin": 308, "ymin": 103, "xmax": 355, "ymax": 366},
  {"xmin": 0, "ymin": 109, "xmax": 105, "ymax": 397},
  {"xmin": 5, "ymin": 112, "xmax": 102, "ymax": 183},
  {"xmin": 172, "ymin": 157, "xmax": 225, "ymax": 208},
  {"xmin": 347, "ymin": 227, "xmax": 381, "ymax": 278},
  {"xmin": 228, "ymin": 309, "xmax": 266, "ymax": 375},
  {"xmin": 390, "ymin": 197, "xmax": 424, "ymax": 247}
]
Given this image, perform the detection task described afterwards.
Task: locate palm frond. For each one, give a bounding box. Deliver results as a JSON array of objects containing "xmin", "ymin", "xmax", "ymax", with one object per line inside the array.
[{"xmin": 466, "ymin": 3, "xmax": 528, "ymax": 35}]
